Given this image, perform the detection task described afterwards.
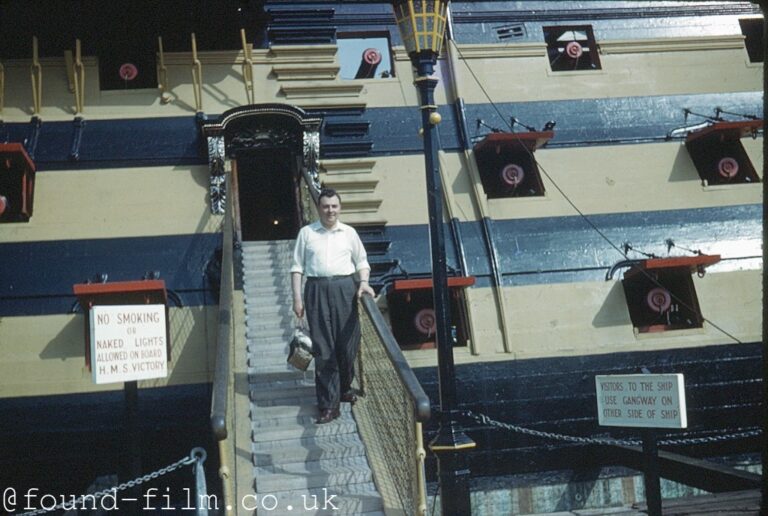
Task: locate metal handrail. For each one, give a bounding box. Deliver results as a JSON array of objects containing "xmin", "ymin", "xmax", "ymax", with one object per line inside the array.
[
  {"xmin": 210, "ymin": 175, "xmax": 235, "ymax": 440},
  {"xmin": 360, "ymin": 295, "xmax": 431, "ymax": 422}
]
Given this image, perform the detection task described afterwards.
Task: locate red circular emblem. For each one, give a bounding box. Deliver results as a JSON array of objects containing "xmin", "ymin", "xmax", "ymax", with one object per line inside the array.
[
  {"xmin": 500, "ymin": 164, "xmax": 525, "ymax": 187},
  {"xmin": 363, "ymin": 48, "xmax": 382, "ymax": 65},
  {"xmin": 414, "ymin": 308, "xmax": 436, "ymax": 336},
  {"xmin": 646, "ymin": 287, "xmax": 672, "ymax": 313},
  {"xmin": 565, "ymin": 41, "xmax": 583, "ymax": 59},
  {"xmin": 119, "ymin": 63, "xmax": 139, "ymax": 81},
  {"xmin": 717, "ymin": 157, "xmax": 739, "ymax": 178}
]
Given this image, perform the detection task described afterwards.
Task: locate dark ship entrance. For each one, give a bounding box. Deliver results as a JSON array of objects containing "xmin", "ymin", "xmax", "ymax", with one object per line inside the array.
[
  {"xmin": 205, "ymin": 104, "xmax": 321, "ymax": 243},
  {"xmin": 234, "ymin": 147, "xmax": 300, "ymax": 241}
]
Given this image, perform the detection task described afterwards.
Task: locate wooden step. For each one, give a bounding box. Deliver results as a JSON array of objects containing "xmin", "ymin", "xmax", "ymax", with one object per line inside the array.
[
  {"xmin": 252, "ymin": 431, "xmax": 365, "ymax": 467},
  {"xmin": 244, "ymin": 301, "xmax": 294, "ymax": 313},
  {"xmin": 246, "ymin": 326, "xmax": 293, "ymax": 340},
  {"xmin": 251, "ymin": 412, "xmax": 359, "ymax": 442},
  {"xmin": 253, "ymin": 455, "xmax": 374, "ymax": 492},
  {"xmin": 247, "ymin": 344, "xmax": 291, "ymax": 359},
  {"xmin": 251, "ymin": 402, "xmax": 351, "ymax": 421},
  {"xmin": 251, "ymin": 405, "xmax": 354, "ymax": 430},
  {"xmin": 248, "ymin": 363, "xmax": 313, "ymax": 382},
  {"xmin": 250, "ymin": 384, "xmax": 316, "ymax": 405}
]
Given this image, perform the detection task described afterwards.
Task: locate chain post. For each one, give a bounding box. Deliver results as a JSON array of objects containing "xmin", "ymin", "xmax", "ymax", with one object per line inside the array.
[
  {"xmin": 191, "ymin": 447, "xmax": 209, "ymax": 516},
  {"xmin": 642, "ymin": 429, "xmax": 662, "ymax": 516}
]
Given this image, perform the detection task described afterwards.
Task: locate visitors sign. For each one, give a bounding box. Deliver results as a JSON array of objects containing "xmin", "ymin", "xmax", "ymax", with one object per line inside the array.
[
  {"xmin": 595, "ymin": 374, "xmax": 687, "ymax": 429},
  {"xmin": 89, "ymin": 304, "xmax": 168, "ymax": 384}
]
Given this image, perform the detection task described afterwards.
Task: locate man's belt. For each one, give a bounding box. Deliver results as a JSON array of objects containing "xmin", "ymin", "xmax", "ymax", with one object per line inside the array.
[{"xmin": 306, "ymin": 274, "xmax": 354, "ymax": 282}]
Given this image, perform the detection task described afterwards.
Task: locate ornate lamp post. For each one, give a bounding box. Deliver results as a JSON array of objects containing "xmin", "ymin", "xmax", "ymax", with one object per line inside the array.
[{"xmin": 390, "ymin": 2, "xmax": 475, "ymax": 514}]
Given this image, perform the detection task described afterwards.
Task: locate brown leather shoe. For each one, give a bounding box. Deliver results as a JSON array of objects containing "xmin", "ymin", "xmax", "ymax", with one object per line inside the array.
[
  {"xmin": 341, "ymin": 391, "xmax": 358, "ymax": 405},
  {"xmin": 316, "ymin": 408, "xmax": 340, "ymax": 424}
]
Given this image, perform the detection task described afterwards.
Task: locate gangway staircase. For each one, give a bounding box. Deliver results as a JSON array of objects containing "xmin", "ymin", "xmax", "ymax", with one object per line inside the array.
[{"xmin": 242, "ymin": 239, "xmax": 385, "ymax": 515}]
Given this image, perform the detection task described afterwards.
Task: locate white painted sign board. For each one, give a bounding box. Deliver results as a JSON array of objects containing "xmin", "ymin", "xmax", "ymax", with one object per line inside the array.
[
  {"xmin": 90, "ymin": 304, "xmax": 168, "ymax": 384},
  {"xmin": 595, "ymin": 374, "xmax": 687, "ymax": 429}
]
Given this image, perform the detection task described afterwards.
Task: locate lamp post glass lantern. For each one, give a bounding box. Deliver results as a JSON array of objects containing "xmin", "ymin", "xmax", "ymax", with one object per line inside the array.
[
  {"xmin": 393, "ymin": 0, "xmax": 447, "ymax": 58},
  {"xmin": 391, "ymin": 2, "xmax": 474, "ymax": 515}
]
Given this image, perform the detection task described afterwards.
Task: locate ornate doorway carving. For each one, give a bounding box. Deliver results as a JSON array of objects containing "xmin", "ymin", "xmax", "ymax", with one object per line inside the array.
[{"xmin": 202, "ymin": 104, "xmax": 321, "ymax": 240}]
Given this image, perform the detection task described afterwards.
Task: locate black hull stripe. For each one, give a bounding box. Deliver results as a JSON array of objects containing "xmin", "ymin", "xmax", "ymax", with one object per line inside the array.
[
  {"xmin": 0, "ymin": 204, "xmax": 760, "ymax": 316},
  {"xmin": 0, "ymin": 233, "xmax": 221, "ymax": 316},
  {"xmin": 0, "ymin": 91, "xmax": 760, "ymax": 167}
]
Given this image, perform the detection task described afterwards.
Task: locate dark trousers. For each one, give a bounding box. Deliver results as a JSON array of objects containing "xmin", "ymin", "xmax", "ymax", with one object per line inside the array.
[{"xmin": 304, "ymin": 275, "xmax": 360, "ymax": 409}]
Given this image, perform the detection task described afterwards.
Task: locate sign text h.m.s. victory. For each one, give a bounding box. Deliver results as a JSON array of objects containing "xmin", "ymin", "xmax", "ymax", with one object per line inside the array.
[
  {"xmin": 90, "ymin": 304, "xmax": 168, "ymax": 384},
  {"xmin": 595, "ymin": 374, "xmax": 687, "ymax": 429}
]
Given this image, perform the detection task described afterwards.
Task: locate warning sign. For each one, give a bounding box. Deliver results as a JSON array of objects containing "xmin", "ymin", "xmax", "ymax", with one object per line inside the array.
[
  {"xmin": 89, "ymin": 304, "xmax": 168, "ymax": 384},
  {"xmin": 595, "ymin": 374, "xmax": 687, "ymax": 429}
]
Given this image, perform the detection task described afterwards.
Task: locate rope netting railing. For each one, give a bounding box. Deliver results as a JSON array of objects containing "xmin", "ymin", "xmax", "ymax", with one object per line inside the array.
[{"xmin": 354, "ymin": 295, "xmax": 431, "ymax": 516}]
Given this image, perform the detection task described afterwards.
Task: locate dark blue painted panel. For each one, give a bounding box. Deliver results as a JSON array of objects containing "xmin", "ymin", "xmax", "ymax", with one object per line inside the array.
[
  {"xmin": 266, "ymin": 4, "xmax": 339, "ymax": 45},
  {"xmin": 376, "ymin": 204, "xmax": 761, "ymax": 290},
  {"xmin": 330, "ymin": 91, "xmax": 763, "ymax": 158},
  {"xmin": 1, "ymin": 91, "xmax": 762, "ymax": 165},
  {"xmin": 75, "ymin": 117, "xmax": 204, "ymax": 168},
  {"xmin": 30, "ymin": 119, "xmax": 75, "ymax": 163},
  {"xmin": 0, "ymin": 233, "xmax": 221, "ymax": 316},
  {"xmin": 2, "ymin": 116, "xmax": 205, "ymax": 170},
  {"xmin": 449, "ymin": 2, "xmax": 759, "ymax": 44},
  {"xmin": 260, "ymin": 1, "xmax": 759, "ymax": 46},
  {"xmin": 0, "ymin": 382, "xmax": 212, "ymax": 434},
  {"xmin": 492, "ymin": 204, "xmax": 762, "ymax": 283},
  {"xmin": 464, "ymin": 92, "xmax": 763, "ymax": 149},
  {"xmin": 0, "ymin": 204, "xmax": 759, "ymax": 316}
]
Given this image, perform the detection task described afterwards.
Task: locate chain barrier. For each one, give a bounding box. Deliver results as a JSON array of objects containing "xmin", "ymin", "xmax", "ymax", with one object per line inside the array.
[
  {"xmin": 16, "ymin": 449, "xmax": 203, "ymax": 516},
  {"xmin": 463, "ymin": 411, "xmax": 762, "ymax": 447}
]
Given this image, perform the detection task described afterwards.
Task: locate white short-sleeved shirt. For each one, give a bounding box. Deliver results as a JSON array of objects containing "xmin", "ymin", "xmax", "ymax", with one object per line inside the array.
[{"xmin": 290, "ymin": 221, "xmax": 370, "ymax": 277}]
